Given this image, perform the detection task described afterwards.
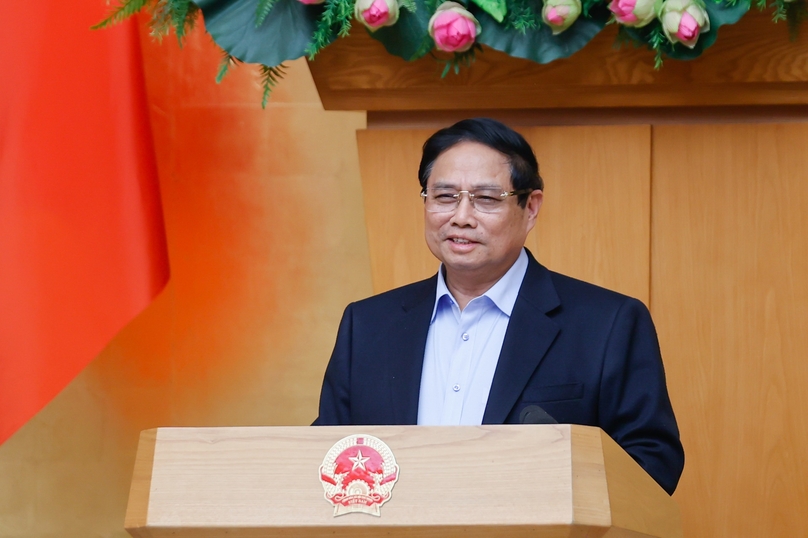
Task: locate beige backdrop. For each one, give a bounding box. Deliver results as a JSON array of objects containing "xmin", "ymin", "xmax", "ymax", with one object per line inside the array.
[{"xmin": 2, "ymin": 20, "xmax": 808, "ymax": 538}]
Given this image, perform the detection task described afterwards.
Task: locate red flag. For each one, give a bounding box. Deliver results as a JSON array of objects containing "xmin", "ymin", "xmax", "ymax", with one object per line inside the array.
[{"xmin": 0, "ymin": 2, "xmax": 169, "ymax": 444}]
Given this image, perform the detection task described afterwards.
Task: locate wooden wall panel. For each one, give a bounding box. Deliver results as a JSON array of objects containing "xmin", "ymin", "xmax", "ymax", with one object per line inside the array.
[
  {"xmin": 524, "ymin": 126, "xmax": 651, "ymax": 304},
  {"xmin": 357, "ymin": 129, "xmax": 437, "ymax": 293},
  {"xmin": 357, "ymin": 125, "xmax": 651, "ymax": 304},
  {"xmin": 651, "ymin": 123, "xmax": 808, "ymax": 537}
]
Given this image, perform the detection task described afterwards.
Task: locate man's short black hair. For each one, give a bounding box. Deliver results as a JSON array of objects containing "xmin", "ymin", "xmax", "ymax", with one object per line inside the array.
[{"xmin": 418, "ymin": 118, "xmax": 543, "ymax": 207}]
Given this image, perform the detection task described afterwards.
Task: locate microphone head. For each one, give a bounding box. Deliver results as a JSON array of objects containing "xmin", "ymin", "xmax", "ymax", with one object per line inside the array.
[{"xmin": 519, "ymin": 405, "xmax": 558, "ymax": 424}]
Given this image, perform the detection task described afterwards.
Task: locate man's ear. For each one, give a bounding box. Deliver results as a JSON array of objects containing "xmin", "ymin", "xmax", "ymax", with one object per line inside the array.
[{"xmin": 526, "ymin": 189, "xmax": 543, "ymax": 224}]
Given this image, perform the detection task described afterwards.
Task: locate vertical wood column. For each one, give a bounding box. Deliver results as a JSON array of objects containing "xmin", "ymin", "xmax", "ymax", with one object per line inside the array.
[{"xmin": 651, "ymin": 123, "xmax": 808, "ymax": 537}]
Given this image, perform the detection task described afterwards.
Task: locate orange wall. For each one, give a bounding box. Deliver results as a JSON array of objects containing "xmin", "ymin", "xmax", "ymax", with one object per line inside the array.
[{"xmin": 0, "ymin": 24, "xmax": 368, "ymax": 537}]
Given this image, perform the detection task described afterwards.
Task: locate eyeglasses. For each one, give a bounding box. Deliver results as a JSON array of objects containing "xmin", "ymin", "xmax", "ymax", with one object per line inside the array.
[{"xmin": 420, "ymin": 188, "xmax": 534, "ymax": 214}]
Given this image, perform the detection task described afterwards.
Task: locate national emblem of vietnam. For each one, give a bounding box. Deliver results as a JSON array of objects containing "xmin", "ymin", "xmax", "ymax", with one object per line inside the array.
[{"xmin": 319, "ymin": 434, "xmax": 400, "ymax": 516}]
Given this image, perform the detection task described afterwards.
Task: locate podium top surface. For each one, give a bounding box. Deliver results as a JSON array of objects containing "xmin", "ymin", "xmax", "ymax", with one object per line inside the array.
[{"xmin": 126, "ymin": 424, "xmax": 681, "ymax": 538}]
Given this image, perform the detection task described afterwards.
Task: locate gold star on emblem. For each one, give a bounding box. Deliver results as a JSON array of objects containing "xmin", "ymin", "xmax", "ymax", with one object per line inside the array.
[{"xmin": 349, "ymin": 449, "xmax": 370, "ymax": 471}]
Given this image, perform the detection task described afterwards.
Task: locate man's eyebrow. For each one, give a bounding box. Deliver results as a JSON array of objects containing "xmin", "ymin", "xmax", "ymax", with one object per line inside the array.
[{"xmin": 430, "ymin": 180, "xmax": 505, "ymax": 189}]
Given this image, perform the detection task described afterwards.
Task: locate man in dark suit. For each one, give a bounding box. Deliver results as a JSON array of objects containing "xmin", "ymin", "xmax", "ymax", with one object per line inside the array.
[{"xmin": 314, "ymin": 118, "xmax": 684, "ymax": 495}]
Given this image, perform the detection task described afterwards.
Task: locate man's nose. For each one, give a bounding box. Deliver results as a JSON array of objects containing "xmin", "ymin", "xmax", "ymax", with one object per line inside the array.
[{"xmin": 450, "ymin": 193, "xmax": 476, "ymax": 224}]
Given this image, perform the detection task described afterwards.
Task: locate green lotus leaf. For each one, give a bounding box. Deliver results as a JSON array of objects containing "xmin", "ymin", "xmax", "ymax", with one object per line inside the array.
[
  {"xmin": 195, "ymin": 0, "xmax": 322, "ymax": 65},
  {"xmin": 370, "ymin": 0, "xmax": 434, "ymax": 61},
  {"xmin": 473, "ymin": 4, "xmax": 609, "ymax": 64},
  {"xmin": 471, "ymin": 0, "xmax": 508, "ymax": 23}
]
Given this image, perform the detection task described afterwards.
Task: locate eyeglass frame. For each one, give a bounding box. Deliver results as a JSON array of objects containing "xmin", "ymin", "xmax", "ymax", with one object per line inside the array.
[{"xmin": 420, "ymin": 187, "xmax": 536, "ymax": 213}]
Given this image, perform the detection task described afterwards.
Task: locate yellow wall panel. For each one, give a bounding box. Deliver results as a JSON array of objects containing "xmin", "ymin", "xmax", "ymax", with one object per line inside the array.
[
  {"xmin": 652, "ymin": 123, "xmax": 808, "ymax": 537},
  {"xmin": 525, "ymin": 126, "xmax": 651, "ymax": 304},
  {"xmin": 357, "ymin": 129, "xmax": 438, "ymax": 292}
]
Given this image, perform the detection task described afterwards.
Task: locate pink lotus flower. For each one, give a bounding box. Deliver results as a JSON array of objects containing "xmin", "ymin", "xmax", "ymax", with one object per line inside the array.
[
  {"xmin": 545, "ymin": 6, "xmax": 568, "ymax": 25},
  {"xmin": 660, "ymin": 0, "xmax": 710, "ymax": 48},
  {"xmin": 677, "ymin": 12, "xmax": 699, "ymax": 40},
  {"xmin": 355, "ymin": 0, "xmax": 400, "ymax": 31},
  {"xmin": 608, "ymin": 0, "xmax": 656, "ymax": 27},
  {"xmin": 541, "ymin": 0, "xmax": 582, "ymax": 35},
  {"xmin": 297, "ymin": 0, "xmax": 325, "ymax": 5},
  {"xmin": 428, "ymin": 2, "xmax": 481, "ymax": 53}
]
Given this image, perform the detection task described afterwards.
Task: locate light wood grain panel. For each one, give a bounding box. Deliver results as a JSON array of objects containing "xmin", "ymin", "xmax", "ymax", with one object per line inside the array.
[
  {"xmin": 357, "ymin": 129, "xmax": 438, "ymax": 292},
  {"xmin": 124, "ymin": 425, "xmax": 679, "ymax": 538},
  {"xmin": 309, "ymin": 12, "xmax": 808, "ymax": 111},
  {"xmin": 125, "ymin": 428, "xmax": 157, "ymax": 537},
  {"xmin": 525, "ymin": 126, "xmax": 651, "ymax": 304},
  {"xmin": 145, "ymin": 425, "xmax": 573, "ymax": 530},
  {"xmin": 128, "ymin": 525, "xmax": 587, "ymax": 538},
  {"xmin": 599, "ymin": 431, "xmax": 682, "ymax": 538},
  {"xmin": 570, "ymin": 426, "xmax": 612, "ymax": 529},
  {"xmin": 358, "ymin": 126, "xmax": 651, "ymax": 304},
  {"xmin": 651, "ymin": 123, "xmax": 808, "ymax": 537}
]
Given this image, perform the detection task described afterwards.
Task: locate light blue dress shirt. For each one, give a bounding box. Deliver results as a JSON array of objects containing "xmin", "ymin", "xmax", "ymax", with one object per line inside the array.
[{"xmin": 417, "ymin": 249, "xmax": 529, "ymax": 425}]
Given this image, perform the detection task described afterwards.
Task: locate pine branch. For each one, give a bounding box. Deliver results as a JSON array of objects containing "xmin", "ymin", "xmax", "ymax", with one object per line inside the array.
[
  {"xmin": 91, "ymin": 0, "xmax": 151, "ymax": 29},
  {"xmin": 256, "ymin": 0, "xmax": 281, "ymax": 26},
  {"xmin": 217, "ymin": 52, "xmax": 242, "ymax": 83},
  {"xmin": 400, "ymin": 0, "xmax": 418, "ymax": 12},
  {"xmin": 504, "ymin": 0, "xmax": 541, "ymax": 32},
  {"xmin": 185, "ymin": 4, "xmax": 201, "ymax": 32},
  {"xmin": 259, "ymin": 64, "xmax": 288, "ymax": 108},
  {"xmin": 307, "ymin": 0, "xmax": 354, "ymax": 59},
  {"xmin": 613, "ymin": 25, "xmax": 637, "ymax": 49},
  {"xmin": 772, "ymin": 0, "xmax": 788, "ymax": 21},
  {"xmin": 150, "ymin": 0, "xmax": 173, "ymax": 39},
  {"xmin": 148, "ymin": 0, "xmax": 200, "ymax": 44},
  {"xmin": 649, "ymin": 25, "xmax": 666, "ymax": 69},
  {"xmin": 434, "ymin": 44, "xmax": 482, "ymax": 78},
  {"xmin": 168, "ymin": 0, "xmax": 192, "ymax": 42}
]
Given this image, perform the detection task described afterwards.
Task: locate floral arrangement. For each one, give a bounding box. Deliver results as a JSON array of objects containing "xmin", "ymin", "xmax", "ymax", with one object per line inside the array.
[{"xmin": 97, "ymin": 0, "xmax": 806, "ymax": 104}]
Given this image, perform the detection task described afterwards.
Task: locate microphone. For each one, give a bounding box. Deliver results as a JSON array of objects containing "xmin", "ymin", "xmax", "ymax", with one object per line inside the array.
[{"xmin": 519, "ymin": 405, "xmax": 558, "ymax": 424}]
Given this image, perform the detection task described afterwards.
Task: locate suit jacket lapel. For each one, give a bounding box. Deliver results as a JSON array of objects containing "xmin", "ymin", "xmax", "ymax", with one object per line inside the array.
[
  {"xmin": 388, "ymin": 276, "xmax": 437, "ymax": 425},
  {"xmin": 482, "ymin": 254, "xmax": 561, "ymax": 424}
]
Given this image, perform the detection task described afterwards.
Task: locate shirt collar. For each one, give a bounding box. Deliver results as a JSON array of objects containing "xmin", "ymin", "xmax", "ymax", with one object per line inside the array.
[{"xmin": 431, "ymin": 248, "xmax": 529, "ymax": 321}]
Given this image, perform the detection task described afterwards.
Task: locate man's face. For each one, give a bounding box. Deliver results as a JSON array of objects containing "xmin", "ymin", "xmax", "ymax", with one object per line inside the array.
[{"xmin": 424, "ymin": 141, "xmax": 543, "ymax": 288}]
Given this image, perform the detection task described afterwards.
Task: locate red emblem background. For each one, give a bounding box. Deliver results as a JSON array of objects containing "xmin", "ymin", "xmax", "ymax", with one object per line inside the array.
[{"xmin": 319, "ymin": 434, "xmax": 399, "ymax": 516}]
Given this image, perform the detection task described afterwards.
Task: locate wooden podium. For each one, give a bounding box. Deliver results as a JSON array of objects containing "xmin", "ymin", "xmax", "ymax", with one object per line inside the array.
[{"xmin": 125, "ymin": 425, "xmax": 681, "ymax": 538}]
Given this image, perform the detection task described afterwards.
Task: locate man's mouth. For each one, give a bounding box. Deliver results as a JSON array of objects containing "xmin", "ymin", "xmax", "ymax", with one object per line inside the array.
[{"xmin": 449, "ymin": 237, "xmax": 474, "ymax": 244}]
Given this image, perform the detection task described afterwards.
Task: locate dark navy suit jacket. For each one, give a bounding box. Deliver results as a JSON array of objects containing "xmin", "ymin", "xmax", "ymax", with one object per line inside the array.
[{"xmin": 314, "ymin": 251, "xmax": 684, "ymax": 494}]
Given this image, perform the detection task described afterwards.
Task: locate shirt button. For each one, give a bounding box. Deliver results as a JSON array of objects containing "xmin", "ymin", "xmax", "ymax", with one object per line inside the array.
[
  {"xmin": 461, "ymin": 333, "xmax": 469, "ymax": 341},
  {"xmin": 452, "ymin": 384, "xmax": 461, "ymax": 392}
]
